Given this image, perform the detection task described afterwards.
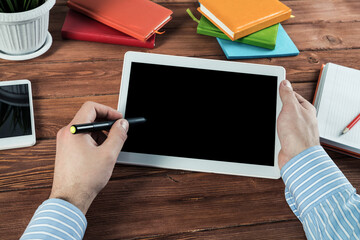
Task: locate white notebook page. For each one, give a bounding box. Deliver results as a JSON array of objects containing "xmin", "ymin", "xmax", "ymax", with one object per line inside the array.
[{"xmin": 317, "ymin": 63, "xmax": 360, "ymax": 149}]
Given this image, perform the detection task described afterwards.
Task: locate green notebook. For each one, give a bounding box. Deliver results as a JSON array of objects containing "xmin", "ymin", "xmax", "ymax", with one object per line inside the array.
[{"xmin": 195, "ymin": 14, "xmax": 279, "ymax": 50}]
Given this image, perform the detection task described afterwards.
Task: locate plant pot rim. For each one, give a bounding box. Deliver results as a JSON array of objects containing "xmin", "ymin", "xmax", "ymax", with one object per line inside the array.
[{"xmin": 0, "ymin": 0, "xmax": 55, "ymax": 23}]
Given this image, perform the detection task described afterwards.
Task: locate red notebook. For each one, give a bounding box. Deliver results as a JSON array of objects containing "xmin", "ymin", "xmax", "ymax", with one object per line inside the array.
[
  {"xmin": 66, "ymin": 0, "xmax": 173, "ymax": 42},
  {"xmin": 61, "ymin": 10, "xmax": 155, "ymax": 49}
]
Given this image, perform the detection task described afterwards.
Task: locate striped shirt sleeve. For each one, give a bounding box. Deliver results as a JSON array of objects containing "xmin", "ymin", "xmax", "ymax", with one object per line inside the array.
[
  {"xmin": 281, "ymin": 145, "xmax": 360, "ymax": 239},
  {"xmin": 20, "ymin": 198, "xmax": 87, "ymax": 240}
]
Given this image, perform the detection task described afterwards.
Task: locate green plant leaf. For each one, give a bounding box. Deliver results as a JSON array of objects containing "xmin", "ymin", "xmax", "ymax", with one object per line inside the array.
[
  {"xmin": 25, "ymin": 0, "xmax": 32, "ymax": 11},
  {"xmin": 0, "ymin": 1, "xmax": 6, "ymax": 12},
  {"xmin": 5, "ymin": 0, "xmax": 15, "ymax": 12},
  {"xmin": 30, "ymin": 0, "xmax": 39, "ymax": 10},
  {"xmin": 12, "ymin": 0, "xmax": 19, "ymax": 11},
  {"xmin": 23, "ymin": 0, "xmax": 28, "ymax": 10},
  {"xmin": 16, "ymin": 0, "xmax": 24, "ymax": 11},
  {"xmin": 0, "ymin": 0, "xmax": 45, "ymax": 12}
]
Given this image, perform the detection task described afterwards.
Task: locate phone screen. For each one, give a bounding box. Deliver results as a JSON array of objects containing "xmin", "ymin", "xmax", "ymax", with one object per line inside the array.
[{"xmin": 0, "ymin": 84, "xmax": 32, "ymax": 138}]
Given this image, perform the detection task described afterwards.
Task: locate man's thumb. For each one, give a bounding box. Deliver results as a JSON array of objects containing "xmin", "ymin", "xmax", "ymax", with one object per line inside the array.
[
  {"xmin": 279, "ymin": 80, "xmax": 296, "ymax": 106},
  {"xmin": 101, "ymin": 119, "xmax": 128, "ymax": 156}
]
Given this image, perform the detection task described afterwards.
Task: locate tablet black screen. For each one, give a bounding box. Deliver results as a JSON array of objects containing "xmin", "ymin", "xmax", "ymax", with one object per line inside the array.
[
  {"xmin": 122, "ymin": 62, "xmax": 278, "ymax": 166},
  {"xmin": 0, "ymin": 84, "xmax": 32, "ymax": 138}
]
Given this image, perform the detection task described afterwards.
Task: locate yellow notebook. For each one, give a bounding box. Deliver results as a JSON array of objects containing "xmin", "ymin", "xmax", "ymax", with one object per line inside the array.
[{"xmin": 198, "ymin": 0, "xmax": 292, "ymax": 41}]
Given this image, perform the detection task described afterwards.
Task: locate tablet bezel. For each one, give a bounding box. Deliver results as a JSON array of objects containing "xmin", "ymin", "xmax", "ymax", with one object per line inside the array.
[
  {"xmin": 117, "ymin": 51, "xmax": 284, "ymax": 179},
  {"xmin": 0, "ymin": 79, "xmax": 36, "ymax": 150}
]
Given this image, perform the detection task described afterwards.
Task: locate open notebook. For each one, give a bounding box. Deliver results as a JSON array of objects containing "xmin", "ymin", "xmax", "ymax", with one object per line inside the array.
[{"xmin": 313, "ymin": 63, "xmax": 360, "ymax": 157}]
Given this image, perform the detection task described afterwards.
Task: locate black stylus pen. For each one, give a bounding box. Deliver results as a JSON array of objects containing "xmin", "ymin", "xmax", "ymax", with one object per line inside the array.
[{"xmin": 70, "ymin": 117, "xmax": 146, "ymax": 134}]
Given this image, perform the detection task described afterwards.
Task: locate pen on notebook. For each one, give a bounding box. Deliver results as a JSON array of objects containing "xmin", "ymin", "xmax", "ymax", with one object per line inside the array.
[
  {"xmin": 342, "ymin": 113, "xmax": 360, "ymax": 135},
  {"xmin": 70, "ymin": 117, "xmax": 146, "ymax": 134}
]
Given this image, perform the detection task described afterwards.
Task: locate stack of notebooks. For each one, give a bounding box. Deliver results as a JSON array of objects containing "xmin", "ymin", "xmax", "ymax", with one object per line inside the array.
[
  {"xmin": 61, "ymin": 0, "xmax": 173, "ymax": 49},
  {"xmin": 192, "ymin": 0, "xmax": 299, "ymax": 59}
]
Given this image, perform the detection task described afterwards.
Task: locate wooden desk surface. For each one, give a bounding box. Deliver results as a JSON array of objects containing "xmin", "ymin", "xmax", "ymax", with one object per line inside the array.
[{"xmin": 1, "ymin": 0, "xmax": 360, "ymax": 239}]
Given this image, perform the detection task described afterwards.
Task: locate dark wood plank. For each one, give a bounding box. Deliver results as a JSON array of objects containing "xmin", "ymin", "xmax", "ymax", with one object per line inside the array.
[
  {"xmin": 0, "ymin": 139, "xmax": 55, "ymax": 191},
  {"xmin": 2, "ymin": 149, "xmax": 359, "ymax": 240},
  {"xmin": 0, "ymin": 173, "xmax": 297, "ymax": 240},
  {"xmin": 0, "ymin": 188, "xmax": 49, "ymax": 240},
  {"xmin": 284, "ymin": 0, "xmax": 360, "ymax": 24},
  {"xmin": 142, "ymin": 220, "xmax": 306, "ymax": 239},
  {"xmin": 0, "ymin": 138, "xmax": 170, "ymax": 192},
  {"xmin": 1, "ymin": 149, "xmax": 359, "ymax": 240},
  {"xmin": 3, "ymin": 49, "xmax": 360, "ymax": 103},
  {"xmin": 32, "ymin": 95, "xmax": 119, "ymax": 139},
  {"xmin": 54, "ymin": 0, "xmax": 360, "ymax": 25},
  {"xmin": 0, "ymin": 61, "xmax": 122, "ymax": 99},
  {"xmin": 2, "ymin": 133, "xmax": 359, "ymax": 191},
  {"xmin": 47, "ymin": 22, "xmax": 360, "ymax": 60},
  {"xmin": 84, "ymin": 175, "xmax": 294, "ymax": 239},
  {"xmin": 50, "ymin": 0, "xmax": 360, "ymax": 35},
  {"xmin": 0, "ymin": 47, "xmax": 348, "ymax": 92},
  {"xmin": 1, "ymin": 2, "xmax": 360, "ymax": 66}
]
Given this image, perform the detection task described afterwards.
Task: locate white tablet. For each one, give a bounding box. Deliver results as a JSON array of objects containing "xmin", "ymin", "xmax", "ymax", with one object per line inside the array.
[
  {"xmin": 0, "ymin": 80, "xmax": 36, "ymax": 150},
  {"xmin": 117, "ymin": 52, "xmax": 284, "ymax": 179}
]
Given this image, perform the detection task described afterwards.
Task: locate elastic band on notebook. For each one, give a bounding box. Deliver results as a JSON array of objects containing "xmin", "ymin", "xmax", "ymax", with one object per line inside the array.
[
  {"xmin": 186, "ymin": 8, "xmax": 200, "ymax": 24},
  {"xmin": 155, "ymin": 30, "xmax": 165, "ymax": 34}
]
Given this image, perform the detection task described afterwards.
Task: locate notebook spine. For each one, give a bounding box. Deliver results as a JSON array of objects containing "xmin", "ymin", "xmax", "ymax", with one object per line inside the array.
[
  {"xmin": 152, "ymin": 16, "xmax": 172, "ymax": 38},
  {"xmin": 197, "ymin": 7, "xmax": 235, "ymax": 40},
  {"xmin": 240, "ymin": 38, "xmax": 274, "ymax": 50},
  {"xmin": 233, "ymin": 10, "xmax": 292, "ymax": 40},
  {"xmin": 321, "ymin": 143, "xmax": 360, "ymax": 159},
  {"xmin": 198, "ymin": 26, "xmax": 274, "ymax": 49},
  {"xmin": 312, "ymin": 64, "xmax": 326, "ymax": 105},
  {"xmin": 61, "ymin": 30, "xmax": 155, "ymax": 49}
]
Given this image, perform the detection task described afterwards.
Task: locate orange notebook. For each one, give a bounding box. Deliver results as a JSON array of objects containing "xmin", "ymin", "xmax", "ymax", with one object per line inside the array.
[
  {"xmin": 67, "ymin": 0, "xmax": 173, "ymax": 42},
  {"xmin": 198, "ymin": 0, "xmax": 292, "ymax": 41}
]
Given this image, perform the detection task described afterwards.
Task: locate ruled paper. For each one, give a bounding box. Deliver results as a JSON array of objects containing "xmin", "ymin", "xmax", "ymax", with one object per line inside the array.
[{"xmin": 316, "ymin": 63, "xmax": 360, "ymax": 149}]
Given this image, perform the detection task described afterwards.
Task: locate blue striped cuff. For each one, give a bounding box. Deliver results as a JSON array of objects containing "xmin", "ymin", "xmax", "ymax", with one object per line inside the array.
[
  {"xmin": 21, "ymin": 198, "xmax": 87, "ymax": 240},
  {"xmin": 281, "ymin": 146, "xmax": 354, "ymax": 218}
]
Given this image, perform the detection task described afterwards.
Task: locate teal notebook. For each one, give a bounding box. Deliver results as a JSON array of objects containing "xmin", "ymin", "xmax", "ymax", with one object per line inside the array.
[
  {"xmin": 197, "ymin": 15, "xmax": 279, "ymax": 50},
  {"xmin": 217, "ymin": 24, "xmax": 299, "ymax": 59}
]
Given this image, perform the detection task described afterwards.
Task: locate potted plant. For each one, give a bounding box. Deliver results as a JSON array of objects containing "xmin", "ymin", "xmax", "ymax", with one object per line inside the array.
[{"xmin": 0, "ymin": 0, "xmax": 55, "ymax": 58}]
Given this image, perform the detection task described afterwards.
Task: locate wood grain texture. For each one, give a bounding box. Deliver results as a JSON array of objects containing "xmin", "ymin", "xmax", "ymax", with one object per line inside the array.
[
  {"xmin": 5, "ymin": 49, "xmax": 360, "ymax": 100},
  {"xmin": 1, "ymin": 0, "xmax": 360, "ymax": 239},
  {"xmin": 142, "ymin": 220, "xmax": 306, "ymax": 239},
  {"xmin": 0, "ymin": 170, "xmax": 299, "ymax": 239},
  {"xmin": 1, "ymin": 2, "xmax": 360, "ymax": 66},
  {"xmin": 1, "ymin": 147, "xmax": 359, "ymax": 239},
  {"xmin": 2, "ymin": 21, "xmax": 357, "ymax": 63}
]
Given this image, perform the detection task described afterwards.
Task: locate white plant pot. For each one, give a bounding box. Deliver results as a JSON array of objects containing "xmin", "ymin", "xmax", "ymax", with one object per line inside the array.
[{"xmin": 0, "ymin": 0, "xmax": 55, "ymax": 55}]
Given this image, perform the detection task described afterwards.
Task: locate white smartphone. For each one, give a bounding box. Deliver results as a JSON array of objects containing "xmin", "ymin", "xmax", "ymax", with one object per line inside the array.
[{"xmin": 0, "ymin": 80, "xmax": 36, "ymax": 150}]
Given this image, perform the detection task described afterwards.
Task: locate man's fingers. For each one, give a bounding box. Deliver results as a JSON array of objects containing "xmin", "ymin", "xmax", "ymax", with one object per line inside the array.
[
  {"xmin": 279, "ymin": 80, "xmax": 297, "ymax": 107},
  {"xmin": 100, "ymin": 119, "xmax": 129, "ymax": 161},
  {"xmin": 294, "ymin": 92, "xmax": 316, "ymax": 113},
  {"xmin": 91, "ymin": 131, "xmax": 108, "ymax": 146},
  {"xmin": 71, "ymin": 101, "xmax": 123, "ymax": 125},
  {"xmin": 279, "ymin": 80, "xmax": 317, "ymax": 116}
]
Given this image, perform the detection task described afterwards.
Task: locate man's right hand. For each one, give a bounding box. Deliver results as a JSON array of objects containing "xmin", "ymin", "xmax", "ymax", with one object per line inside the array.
[
  {"xmin": 277, "ymin": 80, "xmax": 320, "ymax": 170},
  {"xmin": 50, "ymin": 101, "xmax": 129, "ymax": 214}
]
